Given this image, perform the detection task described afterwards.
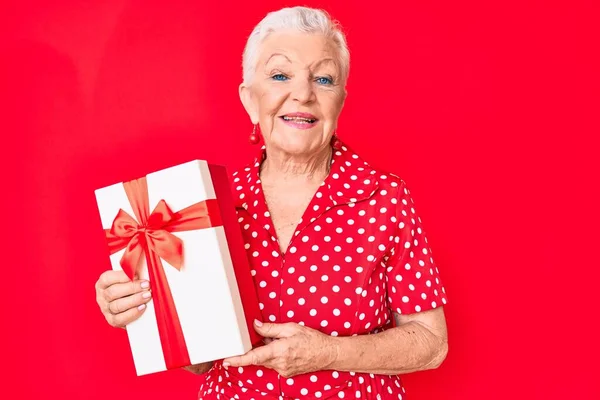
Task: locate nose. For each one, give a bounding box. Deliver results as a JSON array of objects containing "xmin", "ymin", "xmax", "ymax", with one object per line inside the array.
[{"xmin": 291, "ymin": 75, "xmax": 316, "ymax": 104}]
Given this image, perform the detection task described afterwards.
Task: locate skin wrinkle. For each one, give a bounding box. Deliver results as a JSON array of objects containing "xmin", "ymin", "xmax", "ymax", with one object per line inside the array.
[
  {"xmin": 241, "ymin": 32, "xmax": 345, "ymax": 162},
  {"xmin": 329, "ymin": 315, "xmax": 447, "ymax": 376},
  {"xmin": 402, "ymin": 315, "xmax": 448, "ymax": 370},
  {"xmin": 259, "ymin": 145, "xmax": 331, "ymax": 178},
  {"xmin": 265, "ymin": 56, "xmax": 340, "ymax": 85},
  {"xmin": 264, "ymin": 52, "xmax": 292, "ymax": 66}
]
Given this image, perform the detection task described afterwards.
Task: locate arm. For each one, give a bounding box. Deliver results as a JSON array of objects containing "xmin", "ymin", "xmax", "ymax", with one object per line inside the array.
[
  {"xmin": 329, "ymin": 306, "xmax": 448, "ymax": 375},
  {"xmin": 182, "ymin": 361, "xmax": 214, "ymax": 375},
  {"xmin": 222, "ymin": 308, "xmax": 448, "ymax": 378}
]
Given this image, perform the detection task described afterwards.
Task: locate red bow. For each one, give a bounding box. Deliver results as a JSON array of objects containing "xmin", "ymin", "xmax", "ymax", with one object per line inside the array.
[{"xmin": 105, "ymin": 177, "xmax": 222, "ymax": 369}]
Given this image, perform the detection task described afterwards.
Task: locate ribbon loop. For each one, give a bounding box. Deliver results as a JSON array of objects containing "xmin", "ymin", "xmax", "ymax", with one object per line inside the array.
[
  {"xmin": 110, "ymin": 209, "xmax": 141, "ymax": 238},
  {"xmin": 147, "ymin": 199, "xmax": 177, "ymax": 229}
]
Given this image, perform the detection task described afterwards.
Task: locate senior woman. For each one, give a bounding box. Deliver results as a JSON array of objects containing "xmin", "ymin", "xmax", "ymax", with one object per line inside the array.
[{"xmin": 95, "ymin": 6, "xmax": 449, "ymax": 399}]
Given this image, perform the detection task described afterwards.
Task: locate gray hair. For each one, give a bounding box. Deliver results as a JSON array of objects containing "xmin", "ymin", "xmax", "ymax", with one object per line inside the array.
[{"xmin": 241, "ymin": 6, "xmax": 350, "ymax": 86}]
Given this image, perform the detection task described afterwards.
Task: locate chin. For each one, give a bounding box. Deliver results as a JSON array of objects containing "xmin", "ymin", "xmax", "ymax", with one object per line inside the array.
[{"xmin": 273, "ymin": 133, "xmax": 322, "ymax": 155}]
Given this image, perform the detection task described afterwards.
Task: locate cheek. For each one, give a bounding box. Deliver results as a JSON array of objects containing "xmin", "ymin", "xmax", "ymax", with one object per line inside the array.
[
  {"xmin": 318, "ymin": 91, "xmax": 345, "ymax": 120},
  {"xmin": 258, "ymin": 87, "xmax": 287, "ymax": 116}
]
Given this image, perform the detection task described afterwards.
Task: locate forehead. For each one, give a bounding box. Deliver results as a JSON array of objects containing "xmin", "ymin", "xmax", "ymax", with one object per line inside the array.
[{"xmin": 258, "ymin": 31, "xmax": 338, "ymax": 66}]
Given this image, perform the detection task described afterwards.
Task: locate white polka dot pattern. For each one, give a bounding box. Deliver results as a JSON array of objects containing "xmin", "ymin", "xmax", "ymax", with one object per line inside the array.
[{"xmin": 197, "ymin": 142, "xmax": 447, "ymax": 399}]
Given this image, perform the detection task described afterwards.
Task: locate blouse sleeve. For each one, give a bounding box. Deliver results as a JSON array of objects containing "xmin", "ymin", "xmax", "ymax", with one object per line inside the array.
[{"xmin": 384, "ymin": 179, "xmax": 448, "ymax": 315}]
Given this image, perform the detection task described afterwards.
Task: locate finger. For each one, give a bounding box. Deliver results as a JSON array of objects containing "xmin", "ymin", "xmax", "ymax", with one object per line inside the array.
[
  {"xmin": 96, "ymin": 270, "xmax": 131, "ymax": 290},
  {"xmin": 108, "ymin": 290, "xmax": 152, "ymax": 315},
  {"xmin": 103, "ymin": 279, "xmax": 150, "ymax": 303},
  {"xmin": 223, "ymin": 345, "xmax": 273, "ymax": 368},
  {"xmin": 254, "ymin": 320, "xmax": 299, "ymax": 339},
  {"xmin": 107, "ymin": 302, "xmax": 148, "ymax": 328},
  {"xmin": 263, "ymin": 338, "xmax": 274, "ymax": 345}
]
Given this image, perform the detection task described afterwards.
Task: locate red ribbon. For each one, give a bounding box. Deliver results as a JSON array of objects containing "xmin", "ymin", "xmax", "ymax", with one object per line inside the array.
[{"xmin": 104, "ymin": 177, "xmax": 222, "ymax": 369}]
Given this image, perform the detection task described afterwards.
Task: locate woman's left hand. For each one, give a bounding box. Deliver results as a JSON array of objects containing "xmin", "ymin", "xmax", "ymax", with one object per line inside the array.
[{"xmin": 222, "ymin": 320, "xmax": 338, "ymax": 378}]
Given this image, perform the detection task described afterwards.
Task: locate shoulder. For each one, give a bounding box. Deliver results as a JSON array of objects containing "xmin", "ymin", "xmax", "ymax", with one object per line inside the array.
[
  {"xmin": 330, "ymin": 141, "xmax": 410, "ymax": 205},
  {"xmin": 229, "ymin": 146, "xmax": 265, "ymax": 186},
  {"xmin": 229, "ymin": 164, "xmax": 249, "ymax": 195},
  {"xmin": 350, "ymin": 149, "xmax": 408, "ymax": 201},
  {"xmin": 346, "ymin": 149, "xmax": 416, "ymax": 223},
  {"xmin": 230, "ymin": 162, "xmax": 252, "ymax": 184},
  {"xmin": 371, "ymin": 168, "xmax": 410, "ymax": 217},
  {"xmin": 375, "ymin": 169, "xmax": 407, "ymax": 196},
  {"xmin": 228, "ymin": 154, "xmax": 262, "ymax": 209}
]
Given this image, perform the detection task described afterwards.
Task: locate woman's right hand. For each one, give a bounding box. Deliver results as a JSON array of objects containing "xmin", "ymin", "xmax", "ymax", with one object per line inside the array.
[{"xmin": 95, "ymin": 270, "xmax": 152, "ymax": 329}]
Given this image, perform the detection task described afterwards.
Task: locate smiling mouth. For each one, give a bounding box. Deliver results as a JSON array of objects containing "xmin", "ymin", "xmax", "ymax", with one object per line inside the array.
[{"xmin": 280, "ymin": 116, "xmax": 318, "ymax": 124}]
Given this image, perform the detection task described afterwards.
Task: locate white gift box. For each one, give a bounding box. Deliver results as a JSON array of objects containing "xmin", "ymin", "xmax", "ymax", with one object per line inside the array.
[{"xmin": 95, "ymin": 160, "xmax": 259, "ymax": 376}]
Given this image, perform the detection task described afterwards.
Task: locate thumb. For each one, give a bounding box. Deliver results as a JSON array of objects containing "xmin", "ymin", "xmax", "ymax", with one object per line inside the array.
[{"xmin": 253, "ymin": 320, "xmax": 297, "ymax": 339}]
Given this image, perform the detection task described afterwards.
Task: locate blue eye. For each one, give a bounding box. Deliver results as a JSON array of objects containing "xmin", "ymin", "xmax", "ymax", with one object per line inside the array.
[
  {"xmin": 271, "ymin": 74, "xmax": 288, "ymax": 81},
  {"xmin": 316, "ymin": 76, "xmax": 333, "ymax": 85}
]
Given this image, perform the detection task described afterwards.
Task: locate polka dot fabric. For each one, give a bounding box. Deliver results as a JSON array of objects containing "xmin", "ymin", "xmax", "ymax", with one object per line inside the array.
[{"xmin": 197, "ymin": 141, "xmax": 448, "ymax": 399}]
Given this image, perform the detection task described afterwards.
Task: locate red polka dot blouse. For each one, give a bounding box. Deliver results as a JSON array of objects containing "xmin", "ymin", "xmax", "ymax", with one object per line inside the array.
[{"xmin": 198, "ymin": 141, "xmax": 448, "ymax": 399}]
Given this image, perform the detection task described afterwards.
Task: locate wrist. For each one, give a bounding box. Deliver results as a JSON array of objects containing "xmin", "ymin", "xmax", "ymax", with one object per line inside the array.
[{"xmin": 325, "ymin": 335, "xmax": 343, "ymax": 370}]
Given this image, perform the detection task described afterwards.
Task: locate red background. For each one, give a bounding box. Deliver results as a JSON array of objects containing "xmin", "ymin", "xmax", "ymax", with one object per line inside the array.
[{"xmin": 1, "ymin": 0, "xmax": 599, "ymax": 399}]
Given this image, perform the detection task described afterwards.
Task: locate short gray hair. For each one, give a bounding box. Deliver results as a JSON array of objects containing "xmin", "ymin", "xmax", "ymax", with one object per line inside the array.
[{"xmin": 242, "ymin": 6, "xmax": 350, "ymax": 86}]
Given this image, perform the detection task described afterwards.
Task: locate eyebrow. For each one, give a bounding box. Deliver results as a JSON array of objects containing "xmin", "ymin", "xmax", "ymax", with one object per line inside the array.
[
  {"xmin": 265, "ymin": 53, "xmax": 292, "ymax": 65},
  {"xmin": 264, "ymin": 54, "xmax": 338, "ymax": 71},
  {"xmin": 312, "ymin": 58, "xmax": 337, "ymax": 69}
]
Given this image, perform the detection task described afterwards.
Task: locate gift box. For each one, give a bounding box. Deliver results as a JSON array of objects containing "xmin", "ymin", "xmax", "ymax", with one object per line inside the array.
[{"xmin": 95, "ymin": 160, "xmax": 262, "ymax": 376}]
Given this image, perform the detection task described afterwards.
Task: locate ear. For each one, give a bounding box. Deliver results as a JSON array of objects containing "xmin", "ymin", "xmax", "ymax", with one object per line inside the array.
[
  {"xmin": 336, "ymin": 88, "xmax": 348, "ymax": 119},
  {"xmin": 239, "ymin": 83, "xmax": 259, "ymax": 124},
  {"xmin": 340, "ymin": 88, "xmax": 348, "ymax": 110},
  {"xmin": 333, "ymin": 89, "xmax": 348, "ymax": 132}
]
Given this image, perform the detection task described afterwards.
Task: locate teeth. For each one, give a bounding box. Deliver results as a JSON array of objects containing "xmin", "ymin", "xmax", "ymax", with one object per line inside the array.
[{"xmin": 283, "ymin": 116, "xmax": 316, "ymax": 123}]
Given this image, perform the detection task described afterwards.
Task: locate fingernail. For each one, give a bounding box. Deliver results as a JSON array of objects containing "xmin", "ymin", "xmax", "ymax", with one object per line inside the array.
[
  {"xmin": 142, "ymin": 291, "xmax": 152, "ymax": 299},
  {"xmin": 254, "ymin": 319, "xmax": 263, "ymax": 327},
  {"xmin": 141, "ymin": 281, "xmax": 150, "ymax": 289},
  {"xmin": 138, "ymin": 304, "xmax": 146, "ymax": 311},
  {"xmin": 222, "ymin": 362, "xmax": 230, "ymax": 368}
]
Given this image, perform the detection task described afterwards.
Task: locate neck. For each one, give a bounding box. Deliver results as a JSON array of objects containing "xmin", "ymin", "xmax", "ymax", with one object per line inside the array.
[{"xmin": 260, "ymin": 145, "xmax": 332, "ymax": 184}]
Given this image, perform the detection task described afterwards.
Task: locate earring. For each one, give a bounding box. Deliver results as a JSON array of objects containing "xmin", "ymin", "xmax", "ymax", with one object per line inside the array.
[
  {"xmin": 331, "ymin": 130, "xmax": 342, "ymax": 150},
  {"xmin": 249, "ymin": 124, "xmax": 261, "ymax": 145}
]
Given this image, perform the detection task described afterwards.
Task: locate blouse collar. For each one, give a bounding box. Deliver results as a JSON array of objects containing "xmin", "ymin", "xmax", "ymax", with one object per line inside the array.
[
  {"xmin": 233, "ymin": 139, "xmax": 380, "ymax": 216},
  {"xmin": 232, "ymin": 140, "xmax": 381, "ymax": 251}
]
